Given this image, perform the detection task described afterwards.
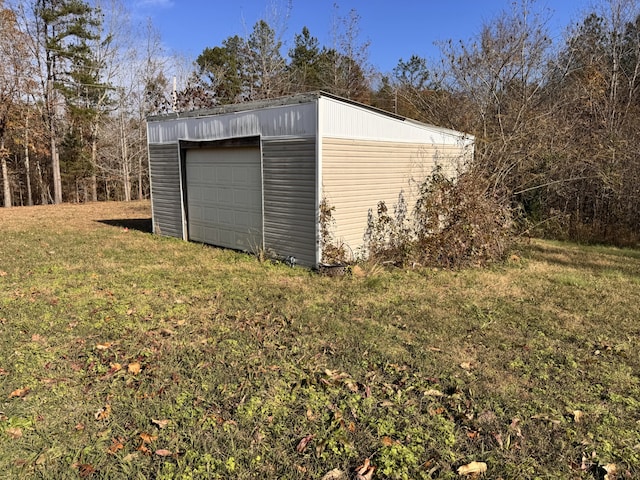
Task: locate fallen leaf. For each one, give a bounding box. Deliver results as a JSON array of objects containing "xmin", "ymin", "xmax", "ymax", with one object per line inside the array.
[
  {"xmin": 137, "ymin": 444, "xmax": 151, "ymax": 454},
  {"xmin": 6, "ymin": 427, "xmax": 23, "ymax": 439},
  {"xmin": 108, "ymin": 437, "xmax": 125, "ymax": 454},
  {"xmin": 94, "ymin": 404, "xmax": 111, "ymax": 421},
  {"xmin": 31, "ymin": 334, "xmax": 45, "ymax": 343},
  {"xmin": 75, "ymin": 423, "xmax": 85, "ymax": 431},
  {"xmin": 296, "ymin": 433, "xmax": 315, "ymax": 453},
  {"xmin": 0, "ymin": 271, "xmax": 7, "ymax": 276},
  {"xmin": 603, "ymin": 463, "xmax": 617, "ymax": 480},
  {"xmin": 572, "ymin": 410, "xmax": 584, "ymax": 423},
  {"xmin": 76, "ymin": 463, "xmax": 96, "ymax": 478},
  {"xmin": 460, "ymin": 362, "xmax": 473, "ymax": 370},
  {"xmin": 96, "ymin": 342, "xmax": 112, "ymax": 350},
  {"xmin": 155, "ymin": 449, "xmax": 172, "ymax": 457},
  {"xmin": 109, "ymin": 363, "xmax": 122, "ymax": 373},
  {"xmin": 321, "ymin": 469, "xmax": 347, "ymax": 480},
  {"xmin": 0, "ymin": 368, "xmax": 8, "ymax": 375},
  {"xmin": 9, "ymin": 387, "xmax": 30, "ymax": 398},
  {"xmin": 356, "ymin": 458, "xmax": 376, "ymax": 480},
  {"xmin": 424, "ymin": 389, "xmax": 444, "ymax": 397},
  {"xmin": 152, "ymin": 418, "xmax": 169, "ymax": 429},
  {"xmin": 127, "ymin": 362, "xmax": 141, "ymax": 375},
  {"xmin": 457, "ymin": 461, "xmax": 487, "ymax": 476},
  {"xmin": 381, "ymin": 436, "xmax": 395, "ymax": 446},
  {"xmin": 467, "ymin": 430, "xmax": 479, "ymax": 439},
  {"xmin": 140, "ymin": 432, "xmax": 158, "ymax": 444},
  {"xmin": 428, "ymin": 406, "xmax": 445, "ymax": 416},
  {"xmin": 126, "ymin": 309, "xmax": 134, "ymax": 316}
]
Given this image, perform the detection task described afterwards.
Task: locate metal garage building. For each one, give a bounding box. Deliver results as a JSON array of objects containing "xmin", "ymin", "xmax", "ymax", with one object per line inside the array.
[{"xmin": 146, "ymin": 91, "xmax": 473, "ymax": 267}]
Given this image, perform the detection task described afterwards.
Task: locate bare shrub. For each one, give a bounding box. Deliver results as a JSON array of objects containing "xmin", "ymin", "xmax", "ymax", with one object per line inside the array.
[
  {"xmin": 363, "ymin": 191, "xmax": 414, "ymax": 265},
  {"xmin": 414, "ymin": 169, "xmax": 515, "ymax": 268},
  {"xmin": 319, "ymin": 198, "xmax": 347, "ymax": 264},
  {"xmin": 364, "ymin": 168, "xmax": 516, "ymax": 269}
]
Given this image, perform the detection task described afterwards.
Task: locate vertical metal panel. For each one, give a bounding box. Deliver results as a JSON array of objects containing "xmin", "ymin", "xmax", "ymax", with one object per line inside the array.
[
  {"xmin": 262, "ymin": 136, "xmax": 317, "ymax": 267},
  {"xmin": 148, "ymin": 143, "xmax": 183, "ymax": 239},
  {"xmin": 322, "ymin": 138, "xmax": 467, "ymax": 257}
]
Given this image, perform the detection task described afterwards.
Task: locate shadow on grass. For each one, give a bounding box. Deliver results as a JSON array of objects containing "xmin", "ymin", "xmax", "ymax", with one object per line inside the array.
[
  {"xmin": 97, "ymin": 218, "xmax": 153, "ymax": 234},
  {"xmin": 527, "ymin": 241, "xmax": 640, "ymax": 278}
]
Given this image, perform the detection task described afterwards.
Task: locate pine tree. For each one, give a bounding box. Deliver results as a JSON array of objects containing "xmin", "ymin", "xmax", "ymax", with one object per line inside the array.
[{"xmin": 33, "ymin": 0, "xmax": 102, "ymax": 204}]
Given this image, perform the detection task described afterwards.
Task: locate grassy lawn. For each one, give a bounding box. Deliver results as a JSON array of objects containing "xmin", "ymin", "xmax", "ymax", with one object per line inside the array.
[{"xmin": 0, "ymin": 201, "xmax": 639, "ymax": 479}]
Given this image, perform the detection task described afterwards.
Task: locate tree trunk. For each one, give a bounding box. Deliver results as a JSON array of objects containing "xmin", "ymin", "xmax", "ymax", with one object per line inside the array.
[
  {"xmin": 138, "ymin": 127, "xmax": 144, "ymax": 200},
  {"xmin": 24, "ymin": 116, "xmax": 33, "ymax": 206},
  {"xmin": 90, "ymin": 134, "xmax": 98, "ymax": 201},
  {"xmin": 1, "ymin": 142, "xmax": 11, "ymax": 208},
  {"xmin": 120, "ymin": 109, "xmax": 131, "ymax": 201},
  {"xmin": 51, "ymin": 132, "xmax": 62, "ymax": 204},
  {"xmin": 36, "ymin": 159, "xmax": 49, "ymax": 205}
]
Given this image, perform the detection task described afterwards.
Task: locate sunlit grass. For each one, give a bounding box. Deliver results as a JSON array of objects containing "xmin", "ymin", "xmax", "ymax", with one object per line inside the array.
[{"xmin": 0, "ymin": 202, "xmax": 639, "ymax": 479}]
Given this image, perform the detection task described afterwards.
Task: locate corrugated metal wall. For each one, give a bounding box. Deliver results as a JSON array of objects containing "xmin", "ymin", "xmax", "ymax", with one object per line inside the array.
[
  {"xmin": 148, "ymin": 143, "xmax": 183, "ymax": 239},
  {"xmin": 262, "ymin": 137, "xmax": 317, "ymax": 266},
  {"xmin": 147, "ymin": 102, "xmax": 316, "ymax": 144},
  {"xmin": 322, "ymin": 137, "xmax": 466, "ymax": 257}
]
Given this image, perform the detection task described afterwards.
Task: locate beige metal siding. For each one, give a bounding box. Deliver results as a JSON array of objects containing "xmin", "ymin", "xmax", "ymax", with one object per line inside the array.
[
  {"xmin": 262, "ymin": 137, "xmax": 316, "ymax": 266},
  {"xmin": 148, "ymin": 143, "xmax": 183, "ymax": 239},
  {"xmin": 321, "ymin": 137, "xmax": 466, "ymax": 257}
]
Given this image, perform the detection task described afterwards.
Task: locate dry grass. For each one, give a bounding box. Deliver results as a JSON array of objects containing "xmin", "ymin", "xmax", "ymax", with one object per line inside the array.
[{"xmin": 0, "ymin": 202, "xmax": 639, "ymax": 479}]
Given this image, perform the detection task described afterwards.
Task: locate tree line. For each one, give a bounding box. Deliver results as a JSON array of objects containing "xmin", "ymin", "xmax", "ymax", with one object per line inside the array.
[{"xmin": 1, "ymin": 0, "xmax": 639, "ymax": 244}]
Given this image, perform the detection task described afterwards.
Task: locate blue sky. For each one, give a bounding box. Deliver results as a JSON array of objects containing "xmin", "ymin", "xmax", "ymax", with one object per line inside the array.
[{"xmin": 133, "ymin": 0, "xmax": 592, "ymax": 73}]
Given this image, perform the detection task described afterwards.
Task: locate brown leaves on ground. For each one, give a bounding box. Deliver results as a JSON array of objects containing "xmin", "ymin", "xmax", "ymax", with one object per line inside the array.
[
  {"xmin": 127, "ymin": 362, "xmax": 141, "ymax": 375},
  {"xmin": 155, "ymin": 449, "xmax": 172, "ymax": 457},
  {"xmin": 107, "ymin": 437, "xmax": 125, "ymax": 454},
  {"xmin": 457, "ymin": 460, "xmax": 487, "ymax": 476},
  {"xmin": 355, "ymin": 458, "xmax": 376, "ymax": 480},
  {"xmin": 94, "ymin": 404, "xmax": 111, "ymax": 421},
  {"xmin": 108, "ymin": 363, "xmax": 122, "ymax": 373},
  {"xmin": 151, "ymin": 418, "xmax": 169, "ymax": 429},
  {"xmin": 73, "ymin": 463, "xmax": 96, "ymax": 478},
  {"xmin": 296, "ymin": 434, "xmax": 315, "ymax": 453},
  {"xmin": 6, "ymin": 427, "xmax": 23, "ymax": 439},
  {"xmin": 321, "ymin": 469, "xmax": 347, "ymax": 480},
  {"xmin": 139, "ymin": 432, "xmax": 157, "ymax": 444},
  {"xmin": 9, "ymin": 387, "xmax": 30, "ymax": 398}
]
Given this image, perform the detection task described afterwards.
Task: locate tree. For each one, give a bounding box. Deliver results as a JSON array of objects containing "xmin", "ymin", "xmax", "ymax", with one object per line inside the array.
[
  {"xmin": 194, "ymin": 36, "xmax": 246, "ymax": 105},
  {"xmin": 440, "ymin": 0, "xmax": 554, "ymax": 194},
  {"xmin": 542, "ymin": 0, "xmax": 640, "ymax": 241},
  {"xmin": 0, "ymin": 1, "xmax": 33, "ymax": 207},
  {"xmin": 245, "ymin": 19, "xmax": 287, "ymax": 100},
  {"xmin": 27, "ymin": 0, "xmax": 102, "ymax": 204},
  {"xmin": 321, "ymin": 6, "xmax": 372, "ymax": 102},
  {"xmin": 288, "ymin": 26, "xmax": 323, "ymax": 92}
]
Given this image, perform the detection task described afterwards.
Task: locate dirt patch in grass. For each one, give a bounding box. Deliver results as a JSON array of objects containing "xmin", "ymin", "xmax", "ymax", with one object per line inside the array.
[{"xmin": 0, "ymin": 203, "xmax": 639, "ymax": 479}]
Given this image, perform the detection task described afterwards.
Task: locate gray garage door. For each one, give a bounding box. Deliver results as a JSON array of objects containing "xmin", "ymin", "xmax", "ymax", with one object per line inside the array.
[{"xmin": 186, "ymin": 147, "xmax": 263, "ymax": 252}]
